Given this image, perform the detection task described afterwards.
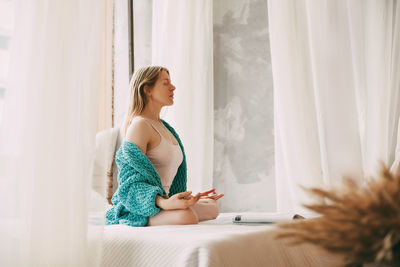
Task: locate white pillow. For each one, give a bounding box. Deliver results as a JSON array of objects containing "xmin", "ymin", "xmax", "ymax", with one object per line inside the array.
[{"xmin": 92, "ymin": 128, "xmax": 120, "ymax": 198}]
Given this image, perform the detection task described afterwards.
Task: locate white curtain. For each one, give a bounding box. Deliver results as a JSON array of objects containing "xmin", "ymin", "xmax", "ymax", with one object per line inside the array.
[
  {"xmin": 268, "ymin": 0, "xmax": 400, "ymax": 212},
  {"xmin": 0, "ymin": 0, "xmax": 106, "ymax": 265},
  {"xmin": 151, "ymin": 0, "xmax": 214, "ymax": 193}
]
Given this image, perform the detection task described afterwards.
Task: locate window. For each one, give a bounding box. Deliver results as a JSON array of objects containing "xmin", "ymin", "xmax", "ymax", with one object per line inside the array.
[
  {"xmin": 213, "ymin": 0, "xmax": 275, "ymax": 212},
  {"xmin": 119, "ymin": 1, "xmax": 275, "ymax": 212}
]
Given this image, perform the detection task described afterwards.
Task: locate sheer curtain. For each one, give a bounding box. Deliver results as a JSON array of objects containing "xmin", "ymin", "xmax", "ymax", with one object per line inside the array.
[
  {"xmin": 151, "ymin": 0, "xmax": 214, "ymax": 192},
  {"xmin": 268, "ymin": 0, "xmax": 400, "ymax": 212},
  {"xmin": 0, "ymin": 0, "xmax": 106, "ymax": 265}
]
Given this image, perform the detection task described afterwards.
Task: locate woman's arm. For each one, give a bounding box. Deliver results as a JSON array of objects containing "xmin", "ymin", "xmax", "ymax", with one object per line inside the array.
[
  {"xmin": 117, "ymin": 177, "xmax": 164, "ymax": 217},
  {"xmin": 125, "ymin": 119, "xmax": 201, "ymax": 211},
  {"xmin": 125, "ymin": 118, "xmax": 153, "ymax": 154},
  {"xmin": 120, "ymin": 118, "xmax": 164, "ymax": 216}
]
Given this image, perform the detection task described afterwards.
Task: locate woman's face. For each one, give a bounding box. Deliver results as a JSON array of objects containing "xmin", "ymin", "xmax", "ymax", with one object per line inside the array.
[{"xmin": 148, "ymin": 70, "xmax": 176, "ymax": 107}]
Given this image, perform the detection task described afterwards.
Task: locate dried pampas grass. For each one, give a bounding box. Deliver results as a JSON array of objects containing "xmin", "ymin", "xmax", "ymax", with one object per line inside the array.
[{"xmin": 277, "ymin": 164, "xmax": 400, "ymax": 267}]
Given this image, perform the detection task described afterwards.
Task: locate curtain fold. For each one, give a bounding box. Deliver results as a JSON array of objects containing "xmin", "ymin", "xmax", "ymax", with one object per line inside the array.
[
  {"xmin": 268, "ymin": 0, "xmax": 400, "ymax": 212},
  {"xmin": 0, "ymin": 0, "xmax": 106, "ymax": 265},
  {"xmin": 151, "ymin": 0, "xmax": 214, "ymax": 193}
]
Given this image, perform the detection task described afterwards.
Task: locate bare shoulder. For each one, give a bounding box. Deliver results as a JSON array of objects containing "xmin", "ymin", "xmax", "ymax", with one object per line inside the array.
[
  {"xmin": 126, "ymin": 117, "xmax": 152, "ymax": 154},
  {"xmin": 126, "ymin": 117, "xmax": 151, "ymax": 135}
]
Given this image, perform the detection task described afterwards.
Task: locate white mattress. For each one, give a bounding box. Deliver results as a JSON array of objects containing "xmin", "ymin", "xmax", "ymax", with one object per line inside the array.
[{"xmin": 101, "ymin": 213, "xmax": 343, "ymax": 267}]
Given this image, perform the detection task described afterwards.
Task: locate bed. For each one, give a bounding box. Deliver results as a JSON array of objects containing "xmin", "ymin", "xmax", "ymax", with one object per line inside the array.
[
  {"xmin": 94, "ymin": 129, "xmax": 342, "ymax": 267},
  {"xmin": 100, "ymin": 212, "xmax": 343, "ymax": 267}
]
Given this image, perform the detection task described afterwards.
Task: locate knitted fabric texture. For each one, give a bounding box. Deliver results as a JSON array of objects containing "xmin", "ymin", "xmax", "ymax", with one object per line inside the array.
[{"xmin": 105, "ymin": 120, "xmax": 187, "ymax": 227}]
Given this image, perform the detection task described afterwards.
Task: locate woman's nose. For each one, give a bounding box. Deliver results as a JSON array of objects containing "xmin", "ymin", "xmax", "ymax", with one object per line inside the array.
[{"xmin": 171, "ymin": 84, "xmax": 176, "ymax": 90}]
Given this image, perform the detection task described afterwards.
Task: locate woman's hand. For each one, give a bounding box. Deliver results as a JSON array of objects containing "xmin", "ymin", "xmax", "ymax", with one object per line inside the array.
[
  {"xmin": 156, "ymin": 191, "xmax": 200, "ymax": 210},
  {"xmin": 199, "ymin": 188, "xmax": 224, "ymax": 201}
]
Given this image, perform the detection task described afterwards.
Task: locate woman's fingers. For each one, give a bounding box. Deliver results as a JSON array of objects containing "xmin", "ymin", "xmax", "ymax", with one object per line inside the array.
[
  {"xmin": 213, "ymin": 193, "xmax": 224, "ymax": 200},
  {"xmin": 177, "ymin": 190, "xmax": 223, "ymax": 207},
  {"xmin": 201, "ymin": 193, "xmax": 224, "ymax": 200},
  {"xmin": 192, "ymin": 193, "xmax": 201, "ymax": 202},
  {"xmin": 186, "ymin": 193, "xmax": 201, "ymax": 206},
  {"xmin": 200, "ymin": 188, "xmax": 216, "ymax": 196},
  {"xmin": 178, "ymin": 191, "xmax": 192, "ymax": 199}
]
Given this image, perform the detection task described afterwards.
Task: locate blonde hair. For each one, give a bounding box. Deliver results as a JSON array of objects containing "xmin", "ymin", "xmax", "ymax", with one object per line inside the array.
[{"xmin": 122, "ymin": 66, "xmax": 169, "ymax": 135}]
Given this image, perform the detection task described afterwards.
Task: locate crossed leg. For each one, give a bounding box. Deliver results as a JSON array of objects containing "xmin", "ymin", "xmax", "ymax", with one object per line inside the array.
[{"xmin": 147, "ymin": 199, "xmax": 219, "ymax": 226}]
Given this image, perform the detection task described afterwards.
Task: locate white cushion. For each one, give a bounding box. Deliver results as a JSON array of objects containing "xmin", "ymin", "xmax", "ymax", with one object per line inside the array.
[{"xmin": 92, "ymin": 128, "xmax": 121, "ymax": 197}]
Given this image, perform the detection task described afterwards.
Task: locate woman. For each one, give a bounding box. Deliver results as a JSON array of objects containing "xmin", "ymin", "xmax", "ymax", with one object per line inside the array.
[{"xmin": 106, "ymin": 66, "xmax": 223, "ymax": 227}]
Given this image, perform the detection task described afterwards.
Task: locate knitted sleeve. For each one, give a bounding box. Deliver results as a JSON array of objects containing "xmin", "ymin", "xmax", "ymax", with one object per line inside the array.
[{"xmin": 117, "ymin": 168, "xmax": 164, "ymax": 217}]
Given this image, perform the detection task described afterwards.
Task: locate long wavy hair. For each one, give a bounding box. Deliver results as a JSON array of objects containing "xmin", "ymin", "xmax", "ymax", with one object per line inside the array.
[{"xmin": 122, "ymin": 66, "xmax": 169, "ymax": 135}]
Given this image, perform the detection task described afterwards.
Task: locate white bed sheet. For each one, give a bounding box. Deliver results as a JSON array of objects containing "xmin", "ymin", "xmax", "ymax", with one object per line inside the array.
[{"xmin": 101, "ymin": 213, "xmax": 343, "ymax": 267}]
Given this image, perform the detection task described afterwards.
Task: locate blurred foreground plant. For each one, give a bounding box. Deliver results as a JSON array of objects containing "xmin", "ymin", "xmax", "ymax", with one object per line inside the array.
[{"xmin": 277, "ymin": 164, "xmax": 400, "ymax": 267}]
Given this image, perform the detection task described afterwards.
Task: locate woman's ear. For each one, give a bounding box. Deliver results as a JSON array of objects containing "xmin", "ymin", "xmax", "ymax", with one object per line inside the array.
[{"xmin": 144, "ymin": 85, "xmax": 152, "ymax": 98}]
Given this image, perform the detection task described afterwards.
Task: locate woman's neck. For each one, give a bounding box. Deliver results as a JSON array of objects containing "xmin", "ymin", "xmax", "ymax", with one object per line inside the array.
[{"xmin": 140, "ymin": 104, "xmax": 162, "ymax": 122}]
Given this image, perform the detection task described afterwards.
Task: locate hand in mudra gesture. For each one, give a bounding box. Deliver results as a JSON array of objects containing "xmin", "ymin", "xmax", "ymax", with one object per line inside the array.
[
  {"xmin": 156, "ymin": 189, "xmax": 223, "ymax": 210},
  {"xmin": 199, "ymin": 188, "xmax": 224, "ymax": 201},
  {"xmin": 159, "ymin": 191, "xmax": 201, "ymax": 210}
]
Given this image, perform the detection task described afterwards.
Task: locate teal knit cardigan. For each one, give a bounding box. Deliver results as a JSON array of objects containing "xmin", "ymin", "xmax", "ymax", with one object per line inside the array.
[{"xmin": 105, "ymin": 120, "xmax": 187, "ymax": 227}]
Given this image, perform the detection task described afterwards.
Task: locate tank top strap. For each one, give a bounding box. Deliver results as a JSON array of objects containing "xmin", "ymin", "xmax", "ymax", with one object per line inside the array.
[
  {"xmin": 139, "ymin": 117, "xmax": 178, "ymax": 145},
  {"xmin": 141, "ymin": 118, "xmax": 163, "ymax": 136}
]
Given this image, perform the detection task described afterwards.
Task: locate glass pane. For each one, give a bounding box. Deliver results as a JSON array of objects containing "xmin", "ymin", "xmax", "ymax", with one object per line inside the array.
[{"xmin": 213, "ymin": 0, "xmax": 275, "ymax": 212}]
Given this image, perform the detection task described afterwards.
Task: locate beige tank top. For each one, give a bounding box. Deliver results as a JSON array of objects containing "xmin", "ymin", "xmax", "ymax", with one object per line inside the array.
[{"xmin": 142, "ymin": 118, "xmax": 183, "ymax": 195}]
